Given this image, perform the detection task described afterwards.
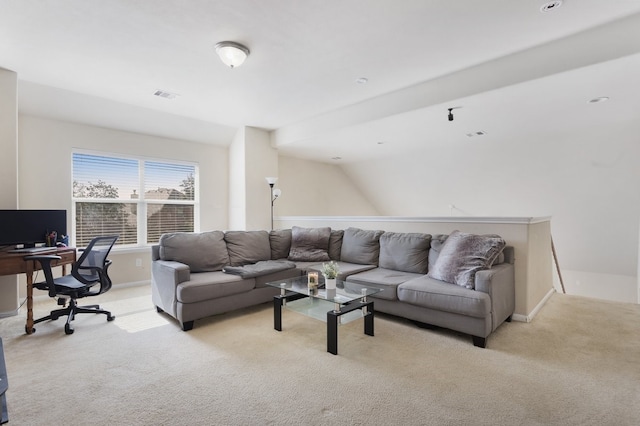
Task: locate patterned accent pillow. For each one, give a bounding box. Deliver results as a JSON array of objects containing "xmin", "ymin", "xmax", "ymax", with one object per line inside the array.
[{"xmin": 427, "ymin": 230, "xmax": 505, "ymax": 289}]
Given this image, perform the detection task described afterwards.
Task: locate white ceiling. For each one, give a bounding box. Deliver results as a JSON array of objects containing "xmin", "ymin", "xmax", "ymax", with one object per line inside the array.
[{"xmin": 2, "ymin": 0, "xmax": 640, "ymax": 162}]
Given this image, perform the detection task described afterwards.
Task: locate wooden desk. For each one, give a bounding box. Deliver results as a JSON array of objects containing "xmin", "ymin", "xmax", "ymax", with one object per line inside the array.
[{"xmin": 0, "ymin": 247, "xmax": 76, "ymax": 334}]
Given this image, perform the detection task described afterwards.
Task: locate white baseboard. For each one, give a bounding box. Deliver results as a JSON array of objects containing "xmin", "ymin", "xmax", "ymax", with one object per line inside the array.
[
  {"xmin": 0, "ymin": 309, "xmax": 19, "ymax": 318},
  {"xmin": 512, "ymin": 288, "xmax": 556, "ymax": 323}
]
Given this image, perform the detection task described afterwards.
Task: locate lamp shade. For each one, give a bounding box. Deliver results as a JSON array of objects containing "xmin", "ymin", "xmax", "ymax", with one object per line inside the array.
[
  {"xmin": 265, "ymin": 177, "xmax": 278, "ymax": 185},
  {"xmin": 215, "ymin": 41, "xmax": 250, "ymax": 68}
]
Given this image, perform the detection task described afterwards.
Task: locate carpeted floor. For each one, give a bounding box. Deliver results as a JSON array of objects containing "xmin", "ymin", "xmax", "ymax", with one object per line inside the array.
[{"xmin": 1, "ymin": 284, "xmax": 639, "ymax": 426}]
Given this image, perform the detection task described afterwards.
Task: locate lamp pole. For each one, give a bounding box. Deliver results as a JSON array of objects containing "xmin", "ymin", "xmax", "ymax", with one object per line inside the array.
[
  {"xmin": 265, "ymin": 177, "xmax": 279, "ymax": 230},
  {"xmin": 269, "ymin": 182, "xmax": 275, "ymax": 230}
]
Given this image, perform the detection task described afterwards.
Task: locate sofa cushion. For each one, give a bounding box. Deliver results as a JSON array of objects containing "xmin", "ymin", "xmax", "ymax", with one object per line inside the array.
[
  {"xmin": 328, "ymin": 229, "xmax": 344, "ymax": 261},
  {"xmin": 398, "ymin": 275, "xmax": 491, "ymax": 318},
  {"xmin": 270, "ymin": 229, "xmax": 292, "ymax": 259},
  {"xmin": 379, "ymin": 232, "xmax": 431, "ymax": 274},
  {"xmin": 224, "ymin": 230, "xmax": 271, "ymax": 266},
  {"xmin": 159, "ymin": 231, "xmax": 229, "ymax": 272},
  {"xmin": 340, "ymin": 227, "xmax": 384, "ymax": 265},
  {"xmin": 287, "ymin": 226, "xmax": 331, "ymax": 262},
  {"xmin": 176, "ymin": 271, "xmax": 254, "ymax": 303},
  {"xmin": 346, "ymin": 268, "xmax": 424, "ymax": 301},
  {"xmin": 427, "ymin": 230, "xmax": 506, "ymax": 289}
]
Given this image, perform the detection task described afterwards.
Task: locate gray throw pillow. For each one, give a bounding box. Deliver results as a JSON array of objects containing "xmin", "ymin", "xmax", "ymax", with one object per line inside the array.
[
  {"xmin": 328, "ymin": 229, "xmax": 344, "ymax": 261},
  {"xmin": 288, "ymin": 226, "xmax": 331, "ymax": 262},
  {"xmin": 340, "ymin": 227, "xmax": 384, "ymax": 265},
  {"xmin": 428, "ymin": 230, "xmax": 506, "ymax": 289},
  {"xmin": 159, "ymin": 231, "xmax": 229, "ymax": 272},
  {"xmin": 379, "ymin": 232, "xmax": 431, "ymax": 274},
  {"xmin": 270, "ymin": 229, "xmax": 292, "ymax": 259},
  {"xmin": 224, "ymin": 230, "xmax": 271, "ymax": 266}
]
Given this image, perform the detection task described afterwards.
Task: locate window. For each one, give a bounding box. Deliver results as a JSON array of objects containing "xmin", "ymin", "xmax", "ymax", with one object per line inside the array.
[{"xmin": 72, "ymin": 152, "xmax": 198, "ymax": 247}]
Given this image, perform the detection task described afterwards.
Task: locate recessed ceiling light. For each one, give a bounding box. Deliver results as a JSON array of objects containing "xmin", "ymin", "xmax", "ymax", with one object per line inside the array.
[
  {"xmin": 331, "ymin": 156, "xmax": 342, "ymax": 160},
  {"xmin": 377, "ymin": 141, "xmax": 385, "ymax": 145},
  {"xmin": 466, "ymin": 131, "xmax": 487, "ymax": 138},
  {"xmin": 540, "ymin": 1, "xmax": 563, "ymax": 13},
  {"xmin": 355, "ymin": 77, "xmax": 368, "ymax": 84},
  {"xmin": 588, "ymin": 96, "xmax": 609, "ymax": 103}
]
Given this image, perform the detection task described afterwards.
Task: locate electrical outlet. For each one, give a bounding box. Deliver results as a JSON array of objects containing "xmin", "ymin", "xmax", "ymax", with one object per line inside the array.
[{"xmin": 135, "ymin": 258, "xmax": 142, "ymax": 267}]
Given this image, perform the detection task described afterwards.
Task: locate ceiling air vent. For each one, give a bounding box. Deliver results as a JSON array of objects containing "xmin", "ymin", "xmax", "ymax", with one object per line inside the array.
[{"xmin": 153, "ymin": 89, "xmax": 178, "ymax": 99}]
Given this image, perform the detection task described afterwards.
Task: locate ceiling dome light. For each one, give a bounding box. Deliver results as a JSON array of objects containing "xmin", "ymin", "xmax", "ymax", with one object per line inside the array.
[
  {"xmin": 588, "ymin": 96, "xmax": 609, "ymax": 103},
  {"xmin": 215, "ymin": 41, "xmax": 250, "ymax": 68}
]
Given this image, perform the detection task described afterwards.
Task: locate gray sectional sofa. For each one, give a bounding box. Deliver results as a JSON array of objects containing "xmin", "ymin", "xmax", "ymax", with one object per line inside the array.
[{"xmin": 151, "ymin": 226, "xmax": 515, "ymax": 347}]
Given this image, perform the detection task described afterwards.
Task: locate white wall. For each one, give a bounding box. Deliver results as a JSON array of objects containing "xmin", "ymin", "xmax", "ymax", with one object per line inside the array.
[
  {"xmin": 0, "ymin": 67, "xmax": 19, "ymax": 315},
  {"xmin": 276, "ymin": 156, "xmax": 379, "ymax": 217},
  {"xmin": 17, "ymin": 115, "xmax": 229, "ymax": 289},
  {"xmin": 342, "ymin": 120, "xmax": 640, "ymax": 302}
]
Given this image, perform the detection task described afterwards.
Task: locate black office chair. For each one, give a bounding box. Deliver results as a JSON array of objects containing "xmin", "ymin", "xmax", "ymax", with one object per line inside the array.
[{"xmin": 26, "ymin": 235, "xmax": 119, "ymax": 335}]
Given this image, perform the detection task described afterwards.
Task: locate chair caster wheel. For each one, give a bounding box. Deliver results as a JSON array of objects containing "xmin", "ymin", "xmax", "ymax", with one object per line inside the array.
[
  {"xmin": 107, "ymin": 315, "xmax": 115, "ymax": 321},
  {"xmin": 65, "ymin": 324, "xmax": 74, "ymax": 335}
]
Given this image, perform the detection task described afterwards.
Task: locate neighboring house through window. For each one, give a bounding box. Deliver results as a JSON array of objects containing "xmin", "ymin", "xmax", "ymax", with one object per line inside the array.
[{"xmin": 72, "ymin": 151, "xmax": 198, "ymax": 247}]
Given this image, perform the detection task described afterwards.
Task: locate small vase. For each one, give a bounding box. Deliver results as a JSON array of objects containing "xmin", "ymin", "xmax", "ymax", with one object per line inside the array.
[{"xmin": 325, "ymin": 277, "xmax": 336, "ymax": 290}]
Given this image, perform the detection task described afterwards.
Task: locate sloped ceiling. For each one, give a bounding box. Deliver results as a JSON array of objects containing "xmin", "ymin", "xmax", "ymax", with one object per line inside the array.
[{"xmin": 1, "ymin": 0, "xmax": 640, "ymax": 161}]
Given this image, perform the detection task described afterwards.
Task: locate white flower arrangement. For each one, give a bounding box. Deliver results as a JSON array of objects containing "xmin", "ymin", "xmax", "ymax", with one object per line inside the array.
[{"xmin": 321, "ymin": 260, "xmax": 339, "ymax": 279}]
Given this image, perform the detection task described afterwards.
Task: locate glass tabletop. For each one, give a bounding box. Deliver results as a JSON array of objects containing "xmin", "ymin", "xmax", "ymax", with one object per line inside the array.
[{"xmin": 266, "ymin": 275, "xmax": 382, "ymax": 304}]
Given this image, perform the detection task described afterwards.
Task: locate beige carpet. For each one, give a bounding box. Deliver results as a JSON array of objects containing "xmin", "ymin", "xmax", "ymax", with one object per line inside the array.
[{"xmin": 1, "ymin": 284, "xmax": 639, "ymax": 426}]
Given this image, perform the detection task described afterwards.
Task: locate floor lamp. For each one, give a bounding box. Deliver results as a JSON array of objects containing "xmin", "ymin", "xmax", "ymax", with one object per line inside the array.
[{"xmin": 265, "ymin": 177, "xmax": 281, "ymax": 230}]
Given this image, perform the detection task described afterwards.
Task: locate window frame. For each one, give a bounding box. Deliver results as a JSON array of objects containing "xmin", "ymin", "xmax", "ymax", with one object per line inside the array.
[{"xmin": 71, "ymin": 149, "xmax": 200, "ymax": 249}]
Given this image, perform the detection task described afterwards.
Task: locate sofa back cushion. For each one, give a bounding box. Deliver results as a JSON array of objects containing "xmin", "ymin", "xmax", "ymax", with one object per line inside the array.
[
  {"xmin": 379, "ymin": 232, "xmax": 431, "ymax": 274},
  {"xmin": 270, "ymin": 229, "xmax": 292, "ymax": 259},
  {"xmin": 288, "ymin": 226, "xmax": 331, "ymax": 262},
  {"xmin": 224, "ymin": 230, "xmax": 272, "ymax": 266},
  {"xmin": 328, "ymin": 229, "xmax": 344, "ymax": 261},
  {"xmin": 428, "ymin": 230, "xmax": 506, "ymax": 289},
  {"xmin": 340, "ymin": 227, "xmax": 384, "ymax": 265},
  {"xmin": 159, "ymin": 231, "xmax": 229, "ymax": 272}
]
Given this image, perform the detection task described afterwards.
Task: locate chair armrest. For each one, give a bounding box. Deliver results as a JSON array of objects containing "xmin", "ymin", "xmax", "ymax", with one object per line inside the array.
[
  {"xmin": 475, "ymin": 263, "xmax": 515, "ymax": 330},
  {"xmin": 24, "ymin": 255, "xmax": 62, "ymax": 297}
]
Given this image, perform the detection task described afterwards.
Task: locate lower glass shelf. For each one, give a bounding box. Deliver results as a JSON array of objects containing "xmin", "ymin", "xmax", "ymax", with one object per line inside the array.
[{"xmin": 285, "ymin": 297, "xmax": 365, "ymax": 325}]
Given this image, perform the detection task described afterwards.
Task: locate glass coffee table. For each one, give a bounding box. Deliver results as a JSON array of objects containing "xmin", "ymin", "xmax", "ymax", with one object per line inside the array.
[{"xmin": 266, "ymin": 275, "xmax": 382, "ymax": 355}]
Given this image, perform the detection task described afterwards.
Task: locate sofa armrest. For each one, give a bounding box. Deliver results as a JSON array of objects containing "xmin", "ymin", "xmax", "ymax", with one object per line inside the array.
[
  {"xmin": 151, "ymin": 260, "xmax": 191, "ymax": 316},
  {"xmin": 151, "ymin": 245, "xmax": 161, "ymax": 261},
  {"xmin": 475, "ymin": 263, "xmax": 515, "ymax": 331}
]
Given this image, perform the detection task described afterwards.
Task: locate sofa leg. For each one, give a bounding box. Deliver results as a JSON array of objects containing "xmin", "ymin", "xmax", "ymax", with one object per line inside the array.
[
  {"xmin": 472, "ymin": 336, "xmax": 487, "ymax": 348},
  {"xmin": 505, "ymin": 315, "xmax": 512, "ymax": 322},
  {"xmin": 182, "ymin": 321, "xmax": 194, "ymax": 331},
  {"xmin": 156, "ymin": 306, "xmax": 164, "ymax": 313}
]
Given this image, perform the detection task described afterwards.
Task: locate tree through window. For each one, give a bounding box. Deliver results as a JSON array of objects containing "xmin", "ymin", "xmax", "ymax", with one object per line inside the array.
[{"xmin": 72, "ymin": 152, "xmax": 198, "ymax": 247}]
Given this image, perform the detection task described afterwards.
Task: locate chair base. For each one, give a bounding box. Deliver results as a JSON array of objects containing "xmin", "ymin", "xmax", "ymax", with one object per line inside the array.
[{"xmin": 32, "ymin": 299, "xmax": 115, "ymax": 335}]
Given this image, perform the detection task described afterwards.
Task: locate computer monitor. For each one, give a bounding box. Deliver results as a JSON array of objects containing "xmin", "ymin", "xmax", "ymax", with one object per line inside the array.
[{"xmin": 0, "ymin": 210, "xmax": 67, "ymax": 248}]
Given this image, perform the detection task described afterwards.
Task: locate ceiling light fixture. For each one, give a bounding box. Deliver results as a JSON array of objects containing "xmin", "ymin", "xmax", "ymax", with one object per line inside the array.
[
  {"xmin": 215, "ymin": 41, "xmax": 250, "ymax": 68},
  {"xmin": 540, "ymin": 1, "xmax": 563, "ymax": 13},
  {"xmin": 588, "ymin": 96, "xmax": 610, "ymax": 103},
  {"xmin": 355, "ymin": 77, "xmax": 368, "ymax": 84}
]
